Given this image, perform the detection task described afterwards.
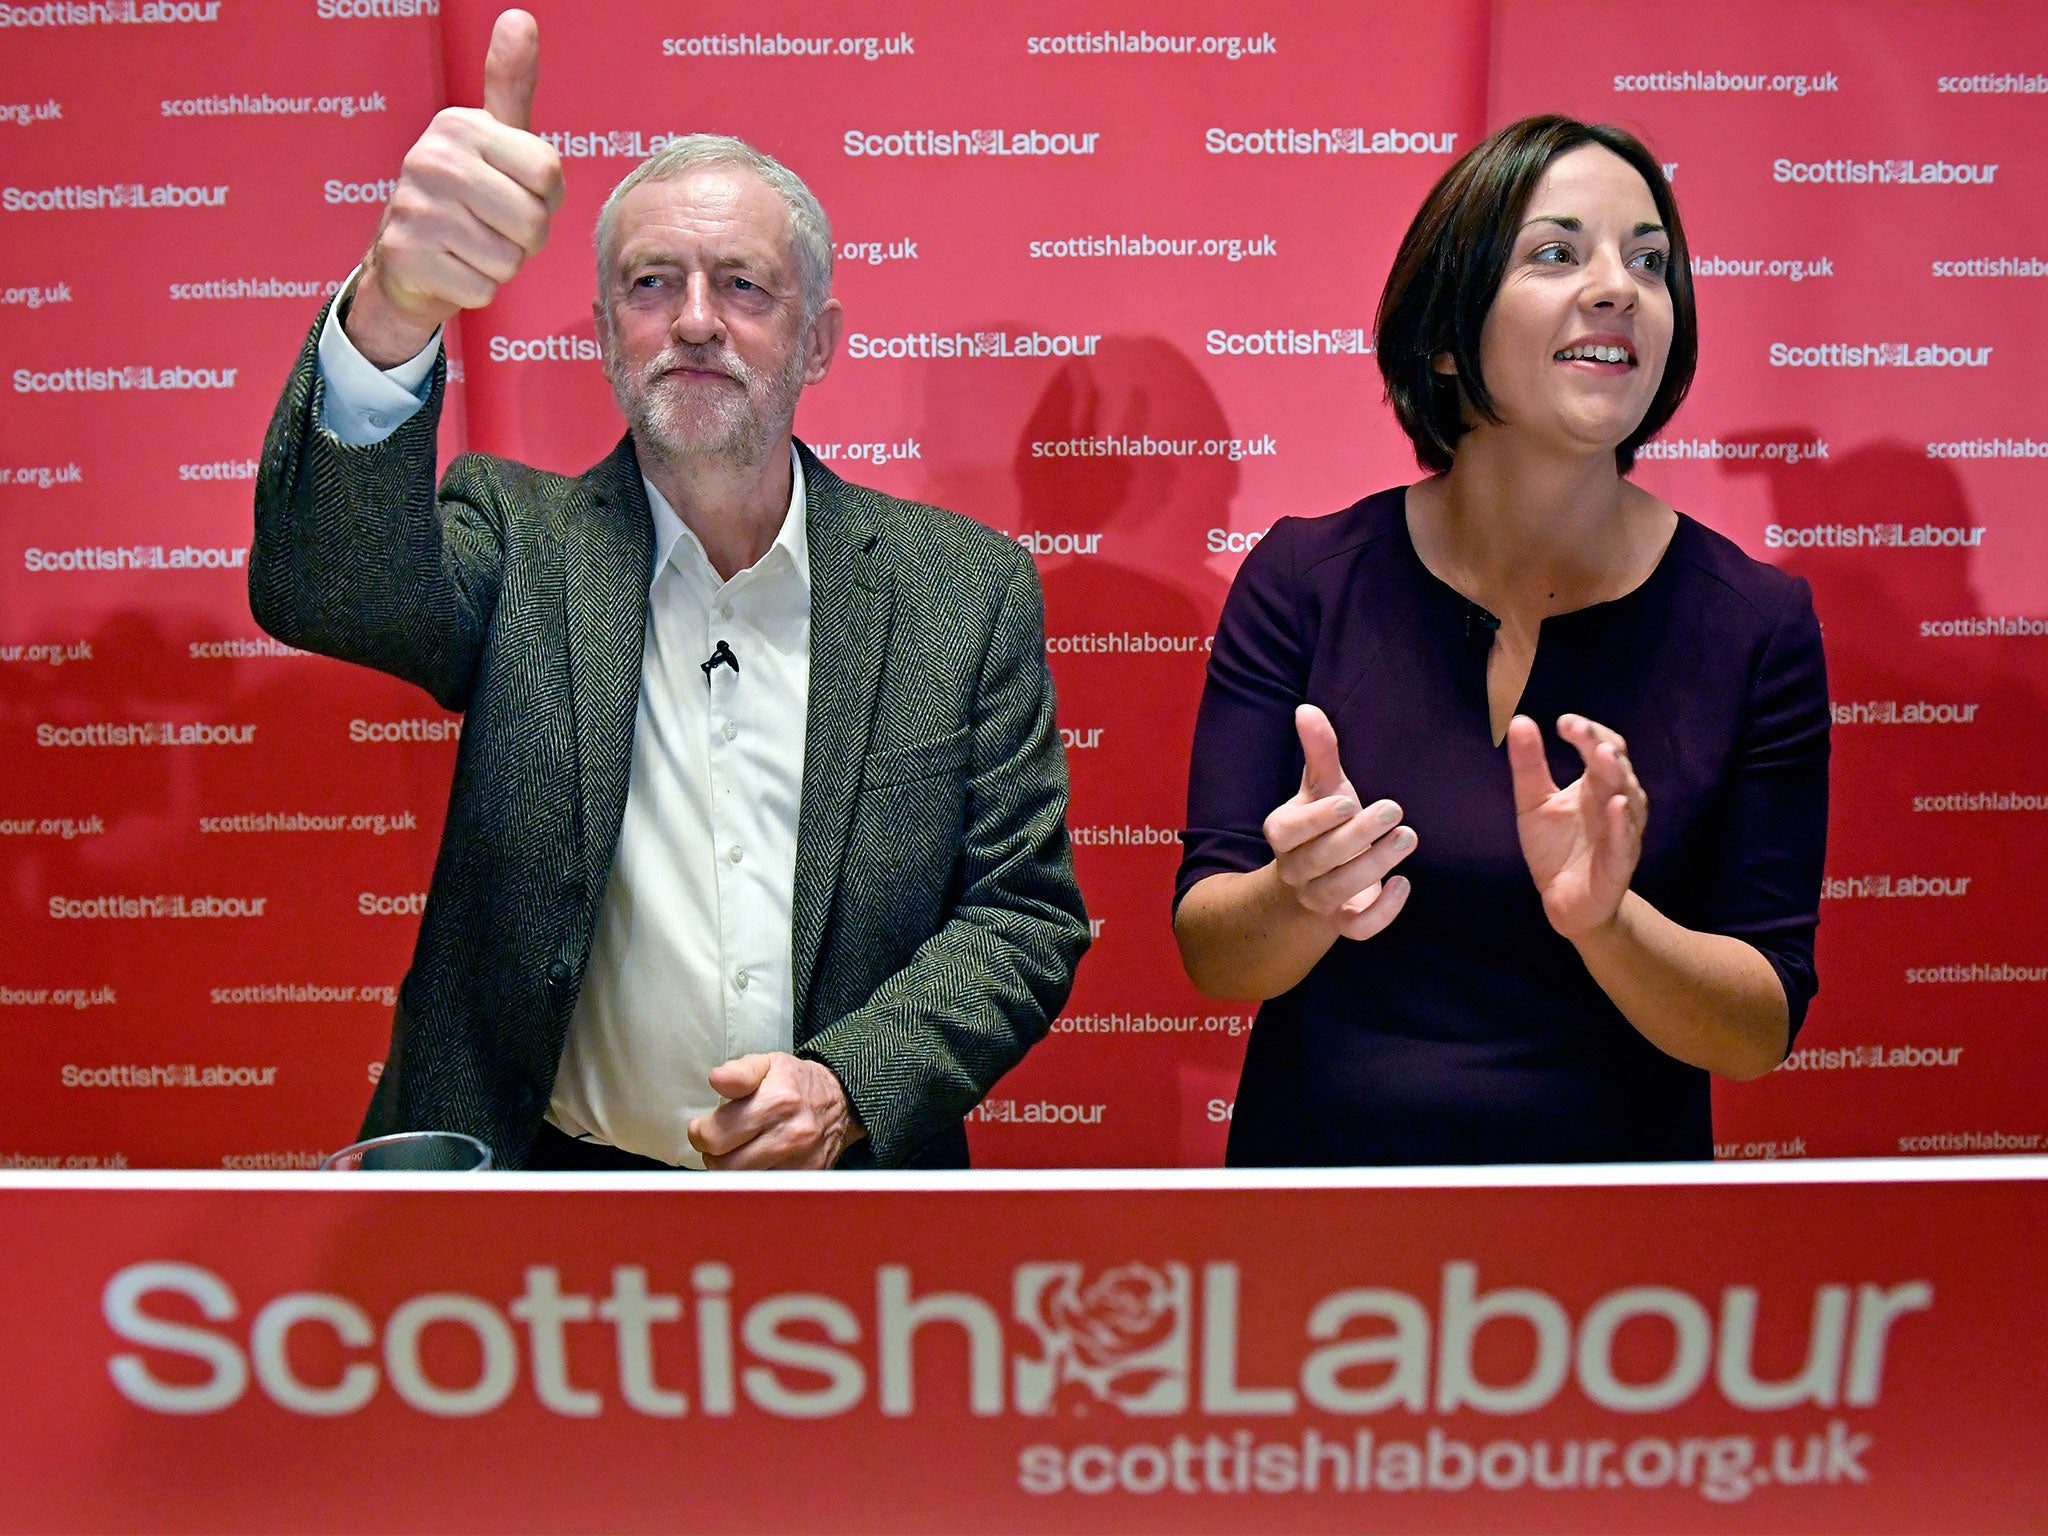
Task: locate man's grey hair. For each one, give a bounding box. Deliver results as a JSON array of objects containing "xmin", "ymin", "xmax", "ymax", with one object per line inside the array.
[{"xmin": 594, "ymin": 134, "xmax": 834, "ymax": 322}]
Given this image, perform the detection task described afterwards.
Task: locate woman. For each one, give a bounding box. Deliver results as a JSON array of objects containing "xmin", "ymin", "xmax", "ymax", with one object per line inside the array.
[{"xmin": 1174, "ymin": 116, "xmax": 1829, "ymax": 1164}]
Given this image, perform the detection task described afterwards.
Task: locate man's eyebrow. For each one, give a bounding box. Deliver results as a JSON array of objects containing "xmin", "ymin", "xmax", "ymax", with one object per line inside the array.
[{"xmin": 619, "ymin": 250, "xmax": 779, "ymax": 275}]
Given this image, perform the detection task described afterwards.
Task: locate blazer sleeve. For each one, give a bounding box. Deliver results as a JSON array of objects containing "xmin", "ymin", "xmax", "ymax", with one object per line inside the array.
[
  {"xmin": 250, "ymin": 296, "xmax": 507, "ymax": 711},
  {"xmin": 1691, "ymin": 574, "xmax": 1832, "ymax": 1043},
  {"xmin": 797, "ymin": 547, "xmax": 1091, "ymax": 1166}
]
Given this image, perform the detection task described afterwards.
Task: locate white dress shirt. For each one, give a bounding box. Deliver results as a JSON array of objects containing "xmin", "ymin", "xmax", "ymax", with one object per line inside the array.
[
  {"xmin": 316, "ymin": 286, "xmax": 812, "ymax": 1167},
  {"xmin": 314, "ymin": 276, "xmax": 441, "ymax": 445}
]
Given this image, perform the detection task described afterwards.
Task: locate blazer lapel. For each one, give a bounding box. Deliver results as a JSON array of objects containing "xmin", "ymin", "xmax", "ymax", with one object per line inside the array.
[
  {"xmin": 792, "ymin": 447, "xmax": 893, "ymax": 1027},
  {"xmin": 564, "ymin": 435, "xmax": 654, "ymax": 904}
]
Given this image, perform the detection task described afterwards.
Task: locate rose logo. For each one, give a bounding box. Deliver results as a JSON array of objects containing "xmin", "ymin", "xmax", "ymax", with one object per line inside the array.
[
  {"xmin": 1047, "ymin": 1265, "xmax": 1180, "ymax": 1368},
  {"xmin": 1013, "ymin": 1262, "xmax": 1191, "ymax": 1415}
]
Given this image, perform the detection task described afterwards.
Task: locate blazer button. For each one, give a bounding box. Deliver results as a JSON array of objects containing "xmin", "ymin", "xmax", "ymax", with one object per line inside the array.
[{"xmin": 547, "ymin": 960, "xmax": 572, "ymax": 1001}]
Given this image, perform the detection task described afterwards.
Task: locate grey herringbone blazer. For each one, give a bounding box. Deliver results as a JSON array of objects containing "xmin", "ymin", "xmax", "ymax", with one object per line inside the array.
[{"xmin": 251, "ymin": 306, "xmax": 1088, "ymax": 1168}]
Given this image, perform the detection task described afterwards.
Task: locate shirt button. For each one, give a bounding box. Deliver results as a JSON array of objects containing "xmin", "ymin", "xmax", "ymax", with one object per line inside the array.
[
  {"xmin": 722, "ymin": 720, "xmax": 737, "ymax": 740},
  {"xmin": 728, "ymin": 844, "xmax": 743, "ymax": 863},
  {"xmin": 734, "ymin": 968, "xmax": 750, "ymax": 992},
  {"xmin": 366, "ymin": 412, "xmax": 388, "ymax": 430},
  {"xmin": 719, "ymin": 604, "xmax": 733, "ymax": 621}
]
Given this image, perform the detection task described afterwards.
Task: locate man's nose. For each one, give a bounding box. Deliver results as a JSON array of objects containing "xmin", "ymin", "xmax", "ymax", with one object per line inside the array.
[{"xmin": 669, "ymin": 272, "xmax": 723, "ymax": 345}]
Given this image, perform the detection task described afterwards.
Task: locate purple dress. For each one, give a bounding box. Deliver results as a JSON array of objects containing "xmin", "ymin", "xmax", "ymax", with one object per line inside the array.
[{"xmin": 1176, "ymin": 488, "xmax": 1829, "ymax": 1164}]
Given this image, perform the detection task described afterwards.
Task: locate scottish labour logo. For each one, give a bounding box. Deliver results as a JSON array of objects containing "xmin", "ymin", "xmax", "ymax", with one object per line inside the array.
[{"xmin": 1012, "ymin": 1263, "xmax": 1191, "ymax": 1414}]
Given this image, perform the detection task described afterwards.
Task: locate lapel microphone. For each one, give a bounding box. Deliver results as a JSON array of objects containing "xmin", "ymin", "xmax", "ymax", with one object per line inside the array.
[
  {"xmin": 1461, "ymin": 599, "xmax": 1501, "ymax": 646},
  {"xmin": 700, "ymin": 639, "xmax": 739, "ymax": 683}
]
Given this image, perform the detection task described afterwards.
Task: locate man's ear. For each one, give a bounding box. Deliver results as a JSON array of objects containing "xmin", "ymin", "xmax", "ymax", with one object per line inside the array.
[
  {"xmin": 804, "ymin": 297, "xmax": 845, "ymax": 386},
  {"xmin": 591, "ymin": 295, "xmax": 618, "ymax": 378}
]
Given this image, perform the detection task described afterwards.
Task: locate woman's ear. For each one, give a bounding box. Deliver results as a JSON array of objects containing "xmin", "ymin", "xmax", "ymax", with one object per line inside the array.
[{"xmin": 1432, "ymin": 351, "xmax": 1457, "ymax": 376}]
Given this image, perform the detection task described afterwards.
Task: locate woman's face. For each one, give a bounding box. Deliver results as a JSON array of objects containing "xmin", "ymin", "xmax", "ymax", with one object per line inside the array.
[{"xmin": 1468, "ymin": 145, "xmax": 1675, "ymax": 457}]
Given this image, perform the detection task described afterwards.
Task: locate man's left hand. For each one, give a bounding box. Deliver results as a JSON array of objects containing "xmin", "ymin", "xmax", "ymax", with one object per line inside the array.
[{"xmin": 687, "ymin": 1052, "xmax": 866, "ymax": 1169}]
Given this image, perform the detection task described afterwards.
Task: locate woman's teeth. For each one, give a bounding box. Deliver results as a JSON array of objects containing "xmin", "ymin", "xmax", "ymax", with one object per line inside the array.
[{"xmin": 1555, "ymin": 343, "xmax": 1633, "ymax": 363}]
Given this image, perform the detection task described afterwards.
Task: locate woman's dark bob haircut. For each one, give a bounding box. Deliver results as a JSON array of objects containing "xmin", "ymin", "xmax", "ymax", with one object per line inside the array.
[{"xmin": 1375, "ymin": 114, "xmax": 1696, "ymax": 476}]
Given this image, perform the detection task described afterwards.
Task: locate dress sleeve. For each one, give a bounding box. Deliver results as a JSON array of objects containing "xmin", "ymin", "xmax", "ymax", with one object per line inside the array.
[
  {"xmin": 1174, "ymin": 519, "xmax": 1314, "ymax": 913},
  {"xmin": 1691, "ymin": 575, "xmax": 1831, "ymax": 1042}
]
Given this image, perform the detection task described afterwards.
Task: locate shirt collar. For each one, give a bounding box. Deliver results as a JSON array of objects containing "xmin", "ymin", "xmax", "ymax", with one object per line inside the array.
[{"xmin": 643, "ymin": 443, "xmax": 809, "ymax": 595}]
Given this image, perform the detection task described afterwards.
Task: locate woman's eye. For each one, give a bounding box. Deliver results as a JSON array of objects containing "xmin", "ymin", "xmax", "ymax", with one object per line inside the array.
[
  {"xmin": 1532, "ymin": 243, "xmax": 1573, "ymax": 264},
  {"xmin": 1631, "ymin": 249, "xmax": 1668, "ymax": 274}
]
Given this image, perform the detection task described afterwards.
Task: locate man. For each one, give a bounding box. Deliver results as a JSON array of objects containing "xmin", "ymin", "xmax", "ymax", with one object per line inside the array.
[{"xmin": 251, "ymin": 12, "xmax": 1087, "ymax": 1169}]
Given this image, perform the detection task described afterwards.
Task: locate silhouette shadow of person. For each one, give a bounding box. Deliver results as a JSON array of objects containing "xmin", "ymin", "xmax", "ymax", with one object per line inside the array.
[
  {"xmin": 1714, "ymin": 430, "xmax": 2047, "ymax": 1140},
  {"xmin": 1013, "ymin": 337, "xmax": 1239, "ymax": 829}
]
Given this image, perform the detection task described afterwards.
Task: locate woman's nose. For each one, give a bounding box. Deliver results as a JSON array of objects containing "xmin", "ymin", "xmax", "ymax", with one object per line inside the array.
[{"xmin": 1582, "ymin": 247, "xmax": 1635, "ymax": 310}]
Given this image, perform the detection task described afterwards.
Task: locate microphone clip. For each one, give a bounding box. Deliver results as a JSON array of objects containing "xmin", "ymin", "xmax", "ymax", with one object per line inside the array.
[{"xmin": 701, "ymin": 639, "xmax": 739, "ymax": 683}]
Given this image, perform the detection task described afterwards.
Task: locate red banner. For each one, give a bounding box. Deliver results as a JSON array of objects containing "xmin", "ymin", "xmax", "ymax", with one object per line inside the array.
[
  {"xmin": 2, "ymin": 1, "xmax": 2043, "ymax": 1167},
  {"xmin": 2, "ymin": 1161, "xmax": 2044, "ymax": 1532}
]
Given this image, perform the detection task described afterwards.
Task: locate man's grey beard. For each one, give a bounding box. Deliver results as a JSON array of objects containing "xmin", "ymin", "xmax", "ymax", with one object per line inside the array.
[{"xmin": 608, "ymin": 335, "xmax": 808, "ymax": 469}]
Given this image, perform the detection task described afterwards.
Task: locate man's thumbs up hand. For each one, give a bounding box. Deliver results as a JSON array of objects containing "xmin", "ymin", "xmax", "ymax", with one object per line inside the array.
[
  {"xmin": 1259, "ymin": 705, "xmax": 1418, "ymax": 942},
  {"xmin": 345, "ymin": 8, "xmax": 565, "ymax": 367}
]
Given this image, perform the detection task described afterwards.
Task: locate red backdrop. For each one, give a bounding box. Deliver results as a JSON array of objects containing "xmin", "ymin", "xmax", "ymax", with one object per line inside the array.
[{"xmin": 2, "ymin": 0, "xmax": 2043, "ymax": 1169}]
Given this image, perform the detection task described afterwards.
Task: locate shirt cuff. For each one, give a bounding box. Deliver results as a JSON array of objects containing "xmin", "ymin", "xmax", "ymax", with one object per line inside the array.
[{"xmin": 316, "ymin": 267, "xmax": 442, "ymax": 446}]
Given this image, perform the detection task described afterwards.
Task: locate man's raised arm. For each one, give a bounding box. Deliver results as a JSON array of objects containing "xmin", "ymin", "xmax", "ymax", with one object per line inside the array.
[
  {"xmin": 250, "ymin": 9, "xmax": 564, "ymax": 708},
  {"xmin": 345, "ymin": 9, "xmax": 561, "ymax": 366}
]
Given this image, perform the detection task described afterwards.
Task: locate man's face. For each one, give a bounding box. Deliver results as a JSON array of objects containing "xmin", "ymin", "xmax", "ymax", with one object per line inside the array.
[{"xmin": 595, "ymin": 166, "xmax": 841, "ymax": 465}]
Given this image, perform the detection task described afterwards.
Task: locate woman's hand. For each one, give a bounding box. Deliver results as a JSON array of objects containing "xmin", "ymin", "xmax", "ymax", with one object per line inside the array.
[
  {"xmin": 1506, "ymin": 712, "xmax": 1647, "ymax": 939},
  {"xmin": 1265, "ymin": 705, "xmax": 1416, "ymax": 941},
  {"xmin": 1174, "ymin": 704, "xmax": 1416, "ymax": 999}
]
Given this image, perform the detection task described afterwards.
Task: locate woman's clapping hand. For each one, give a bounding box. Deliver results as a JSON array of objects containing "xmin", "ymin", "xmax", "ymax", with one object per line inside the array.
[
  {"xmin": 1506, "ymin": 712, "xmax": 1648, "ymax": 939},
  {"xmin": 1262, "ymin": 705, "xmax": 1417, "ymax": 941}
]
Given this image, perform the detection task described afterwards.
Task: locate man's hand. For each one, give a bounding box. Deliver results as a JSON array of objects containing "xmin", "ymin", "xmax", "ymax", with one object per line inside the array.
[
  {"xmin": 1262, "ymin": 704, "xmax": 1416, "ymax": 941},
  {"xmin": 345, "ymin": 9, "xmax": 565, "ymax": 366},
  {"xmin": 686, "ymin": 1053, "xmax": 866, "ymax": 1170},
  {"xmin": 1506, "ymin": 712, "xmax": 1649, "ymax": 940}
]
